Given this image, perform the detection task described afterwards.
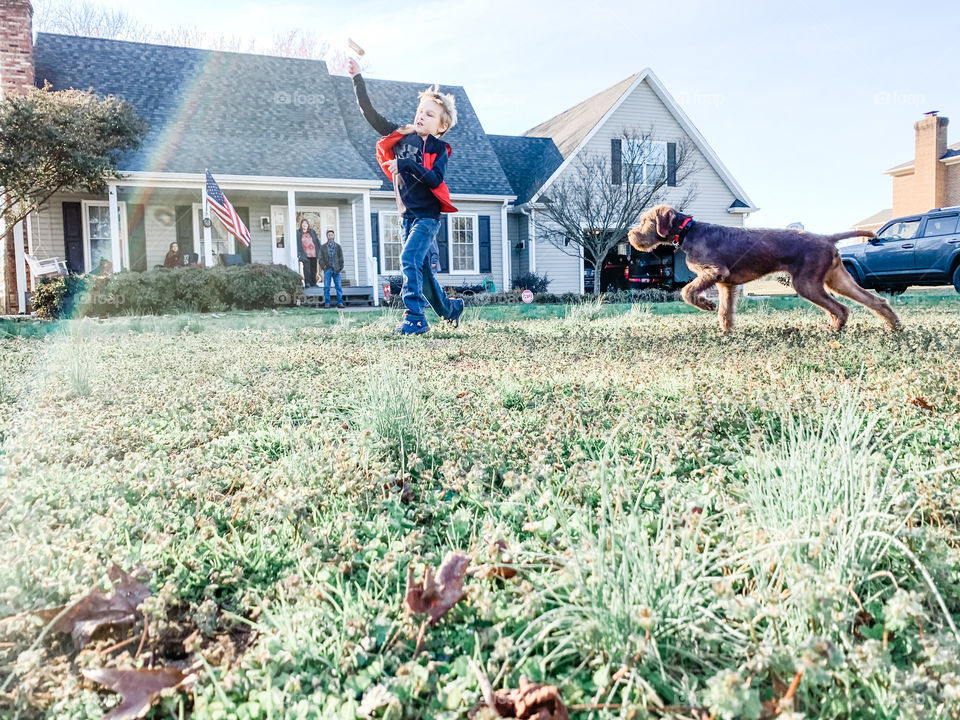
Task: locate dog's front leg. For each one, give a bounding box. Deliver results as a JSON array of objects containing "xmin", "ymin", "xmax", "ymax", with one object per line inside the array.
[{"xmin": 680, "ymin": 268, "xmax": 725, "ymax": 312}]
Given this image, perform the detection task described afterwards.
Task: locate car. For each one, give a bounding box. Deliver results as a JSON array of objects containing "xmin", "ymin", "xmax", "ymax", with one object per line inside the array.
[{"xmin": 840, "ymin": 206, "xmax": 960, "ymax": 294}]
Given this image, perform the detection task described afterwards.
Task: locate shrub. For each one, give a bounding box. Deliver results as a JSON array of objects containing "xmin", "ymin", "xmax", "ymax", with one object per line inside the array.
[
  {"xmin": 32, "ymin": 264, "xmax": 303, "ymax": 319},
  {"xmin": 512, "ymin": 271, "xmax": 551, "ymax": 294}
]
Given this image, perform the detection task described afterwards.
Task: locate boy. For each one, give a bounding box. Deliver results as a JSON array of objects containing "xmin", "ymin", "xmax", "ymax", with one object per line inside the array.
[{"xmin": 348, "ymin": 58, "xmax": 465, "ymax": 334}]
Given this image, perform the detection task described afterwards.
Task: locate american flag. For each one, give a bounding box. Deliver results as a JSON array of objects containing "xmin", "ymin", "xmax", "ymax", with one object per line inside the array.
[{"xmin": 204, "ymin": 170, "xmax": 251, "ymax": 247}]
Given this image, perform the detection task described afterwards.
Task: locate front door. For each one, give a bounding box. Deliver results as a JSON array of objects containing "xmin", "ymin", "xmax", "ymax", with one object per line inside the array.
[{"xmin": 862, "ymin": 217, "xmax": 921, "ymax": 281}]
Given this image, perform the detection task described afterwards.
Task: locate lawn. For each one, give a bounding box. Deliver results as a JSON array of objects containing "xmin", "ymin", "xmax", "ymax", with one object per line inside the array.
[{"xmin": 2, "ymin": 293, "xmax": 960, "ymax": 720}]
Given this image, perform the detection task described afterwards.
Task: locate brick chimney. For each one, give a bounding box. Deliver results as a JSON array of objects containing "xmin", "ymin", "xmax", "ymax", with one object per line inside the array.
[
  {"xmin": 913, "ymin": 111, "xmax": 949, "ymax": 211},
  {"xmin": 1, "ymin": 1, "xmax": 35, "ymax": 314},
  {"xmin": 0, "ymin": 0, "xmax": 34, "ymax": 97}
]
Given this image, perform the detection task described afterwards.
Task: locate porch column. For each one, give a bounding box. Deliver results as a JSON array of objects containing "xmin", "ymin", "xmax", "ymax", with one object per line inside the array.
[
  {"xmin": 500, "ymin": 200, "xmax": 510, "ymax": 292},
  {"xmin": 13, "ymin": 219, "xmax": 26, "ymax": 314},
  {"xmin": 286, "ymin": 189, "xmax": 297, "ymax": 272},
  {"xmin": 350, "ymin": 198, "xmax": 359, "ymax": 286},
  {"xmin": 362, "ymin": 190, "xmax": 378, "ymax": 307},
  {"xmin": 201, "ymin": 189, "xmax": 214, "ymax": 267},
  {"xmin": 109, "ymin": 184, "xmax": 122, "ymax": 271},
  {"xmin": 529, "ymin": 210, "xmax": 537, "ymax": 273}
]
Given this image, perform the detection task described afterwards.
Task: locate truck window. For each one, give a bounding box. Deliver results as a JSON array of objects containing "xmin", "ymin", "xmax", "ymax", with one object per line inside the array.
[
  {"xmin": 922, "ymin": 215, "xmax": 958, "ymax": 237},
  {"xmin": 877, "ymin": 219, "xmax": 920, "ymax": 240}
]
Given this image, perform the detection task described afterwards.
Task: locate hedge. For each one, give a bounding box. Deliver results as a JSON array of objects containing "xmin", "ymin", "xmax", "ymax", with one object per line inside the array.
[{"xmin": 32, "ymin": 264, "xmax": 304, "ymax": 319}]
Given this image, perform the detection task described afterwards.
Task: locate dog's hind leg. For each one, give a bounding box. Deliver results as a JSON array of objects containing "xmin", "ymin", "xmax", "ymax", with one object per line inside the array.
[
  {"xmin": 681, "ymin": 268, "xmax": 725, "ymax": 312},
  {"xmin": 823, "ymin": 261, "xmax": 902, "ymax": 331},
  {"xmin": 717, "ymin": 283, "xmax": 736, "ymax": 332},
  {"xmin": 793, "ymin": 274, "xmax": 850, "ymax": 331}
]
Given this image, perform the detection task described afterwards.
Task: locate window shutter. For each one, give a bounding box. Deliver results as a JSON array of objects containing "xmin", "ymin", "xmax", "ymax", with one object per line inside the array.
[
  {"xmin": 235, "ymin": 207, "xmax": 251, "ymax": 263},
  {"xmin": 611, "ymin": 139, "xmax": 622, "ymax": 185},
  {"xmin": 175, "ymin": 205, "xmax": 194, "ymax": 255},
  {"xmin": 62, "ymin": 202, "xmax": 84, "ymax": 274},
  {"xmin": 437, "ymin": 215, "xmax": 449, "ymax": 273},
  {"xmin": 370, "ymin": 213, "xmax": 380, "ymax": 274},
  {"xmin": 478, "ymin": 216, "xmax": 491, "ymax": 273},
  {"xmin": 667, "ymin": 142, "xmax": 677, "ymax": 187},
  {"xmin": 128, "ymin": 204, "xmax": 147, "ymax": 271}
]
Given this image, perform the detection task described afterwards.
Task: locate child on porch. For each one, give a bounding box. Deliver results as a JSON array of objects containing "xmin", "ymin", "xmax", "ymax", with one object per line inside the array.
[{"xmin": 348, "ymin": 58, "xmax": 464, "ymax": 335}]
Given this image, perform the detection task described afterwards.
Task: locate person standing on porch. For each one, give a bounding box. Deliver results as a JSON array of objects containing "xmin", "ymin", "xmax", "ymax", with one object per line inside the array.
[
  {"xmin": 297, "ymin": 219, "xmax": 319, "ymax": 287},
  {"xmin": 319, "ymin": 229, "xmax": 345, "ymax": 309}
]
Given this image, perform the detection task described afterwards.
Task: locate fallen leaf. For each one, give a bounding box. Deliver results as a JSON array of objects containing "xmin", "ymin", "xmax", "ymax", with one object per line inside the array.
[
  {"xmin": 909, "ymin": 396, "xmax": 935, "ymax": 412},
  {"xmin": 404, "ymin": 552, "xmax": 470, "ymax": 625},
  {"xmin": 82, "ymin": 667, "xmax": 187, "ymax": 720},
  {"xmin": 37, "ymin": 565, "xmax": 151, "ymax": 649},
  {"xmin": 475, "ymin": 676, "xmax": 569, "ymax": 720}
]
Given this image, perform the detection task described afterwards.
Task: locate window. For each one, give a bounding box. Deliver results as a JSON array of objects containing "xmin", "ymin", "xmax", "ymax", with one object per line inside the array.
[
  {"xmin": 380, "ymin": 212, "xmax": 404, "ymax": 273},
  {"xmin": 877, "ymin": 219, "xmax": 921, "ymax": 241},
  {"xmin": 82, "ymin": 201, "xmax": 127, "ymax": 273},
  {"xmin": 450, "ymin": 215, "xmax": 477, "ymax": 272},
  {"xmin": 624, "ymin": 139, "xmax": 667, "ymax": 185},
  {"xmin": 922, "ymin": 215, "xmax": 958, "ymax": 237}
]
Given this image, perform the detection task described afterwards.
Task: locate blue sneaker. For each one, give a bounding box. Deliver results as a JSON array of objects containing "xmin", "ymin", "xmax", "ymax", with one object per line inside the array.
[
  {"xmin": 394, "ymin": 317, "xmax": 430, "ymax": 335},
  {"xmin": 446, "ymin": 298, "xmax": 465, "ymax": 328}
]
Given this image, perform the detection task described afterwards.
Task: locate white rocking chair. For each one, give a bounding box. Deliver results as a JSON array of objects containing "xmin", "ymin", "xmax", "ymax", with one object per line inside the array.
[{"xmin": 25, "ymin": 253, "xmax": 69, "ymax": 277}]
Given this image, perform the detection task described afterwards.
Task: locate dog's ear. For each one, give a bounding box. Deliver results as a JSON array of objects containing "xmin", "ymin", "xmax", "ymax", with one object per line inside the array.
[{"xmin": 655, "ymin": 206, "xmax": 676, "ymax": 238}]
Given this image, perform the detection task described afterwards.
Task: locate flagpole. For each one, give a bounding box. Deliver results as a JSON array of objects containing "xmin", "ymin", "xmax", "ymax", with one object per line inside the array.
[{"xmin": 202, "ymin": 169, "xmax": 214, "ymax": 267}]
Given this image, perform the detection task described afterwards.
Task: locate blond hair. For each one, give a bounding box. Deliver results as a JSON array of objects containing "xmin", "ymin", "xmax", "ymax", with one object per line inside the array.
[{"xmin": 418, "ymin": 84, "xmax": 457, "ymax": 136}]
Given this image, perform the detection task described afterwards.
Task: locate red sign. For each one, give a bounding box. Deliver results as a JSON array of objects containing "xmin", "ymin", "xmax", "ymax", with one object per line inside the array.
[{"xmin": 521, "ymin": 289, "xmax": 534, "ymax": 304}]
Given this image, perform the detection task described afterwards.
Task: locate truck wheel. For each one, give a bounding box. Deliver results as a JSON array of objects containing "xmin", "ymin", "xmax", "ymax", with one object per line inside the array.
[
  {"xmin": 880, "ymin": 285, "xmax": 907, "ymax": 296},
  {"xmin": 953, "ymin": 264, "xmax": 960, "ymax": 293},
  {"xmin": 843, "ymin": 263, "xmax": 865, "ymax": 287}
]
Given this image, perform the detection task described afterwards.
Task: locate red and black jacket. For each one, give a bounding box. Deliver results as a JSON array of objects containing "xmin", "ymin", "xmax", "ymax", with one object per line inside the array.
[{"xmin": 354, "ymin": 75, "xmax": 457, "ymax": 217}]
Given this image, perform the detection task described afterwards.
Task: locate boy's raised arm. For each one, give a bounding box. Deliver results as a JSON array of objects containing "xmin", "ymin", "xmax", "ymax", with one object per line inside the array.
[{"xmin": 348, "ymin": 59, "xmax": 397, "ymax": 136}]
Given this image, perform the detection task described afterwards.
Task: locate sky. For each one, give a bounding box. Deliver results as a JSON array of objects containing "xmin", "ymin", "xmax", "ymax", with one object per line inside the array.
[{"xmin": 52, "ymin": 0, "xmax": 960, "ymax": 231}]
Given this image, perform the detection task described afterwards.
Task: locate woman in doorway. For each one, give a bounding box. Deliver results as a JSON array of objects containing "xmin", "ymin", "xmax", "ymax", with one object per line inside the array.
[{"xmin": 297, "ymin": 219, "xmax": 320, "ymax": 287}]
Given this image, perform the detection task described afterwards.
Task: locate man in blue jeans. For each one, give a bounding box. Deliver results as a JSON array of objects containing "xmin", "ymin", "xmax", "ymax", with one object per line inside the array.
[{"xmin": 319, "ymin": 229, "xmax": 345, "ymax": 309}]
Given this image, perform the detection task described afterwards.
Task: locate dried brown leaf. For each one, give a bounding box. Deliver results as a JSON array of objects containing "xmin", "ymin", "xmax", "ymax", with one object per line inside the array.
[
  {"xmin": 404, "ymin": 552, "xmax": 470, "ymax": 625},
  {"xmin": 82, "ymin": 667, "xmax": 187, "ymax": 720},
  {"xmin": 38, "ymin": 565, "xmax": 151, "ymax": 649},
  {"xmin": 485, "ymin": 677, "xmax": 569, "ymax": 720}
]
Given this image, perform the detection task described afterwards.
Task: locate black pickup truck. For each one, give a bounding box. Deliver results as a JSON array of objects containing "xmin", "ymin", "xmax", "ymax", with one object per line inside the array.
[{"xmin": 840, "ymin": 207, "xmax": 960, "ymax": 294}]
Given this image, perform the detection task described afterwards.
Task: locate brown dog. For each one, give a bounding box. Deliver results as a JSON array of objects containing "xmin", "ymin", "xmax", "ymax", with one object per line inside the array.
[{"xmin": 627, "ymin": 205, "xmax": 902, "ymax": 332}]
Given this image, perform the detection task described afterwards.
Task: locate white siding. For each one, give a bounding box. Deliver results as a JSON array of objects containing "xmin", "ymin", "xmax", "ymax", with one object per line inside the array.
[
  {"xmin": 573, "ymin": 77, "xmax": 744, "ymax": 228},
  {"xmin": 530, "ymin": 214, "xmax": 582, "ymax": 294},
  {"xmin": 369, "ymin": 197, "xmax": 507, "ymax": 290}
]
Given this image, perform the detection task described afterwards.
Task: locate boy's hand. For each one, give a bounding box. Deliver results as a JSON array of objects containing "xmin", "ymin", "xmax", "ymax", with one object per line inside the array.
[
  {"xmin": 347, "ymin": 57, "xmax": 361, "ymax": 77},
  {"xmin": 384, "ymin": 159, "xmax": 398, "ymax": 175}
]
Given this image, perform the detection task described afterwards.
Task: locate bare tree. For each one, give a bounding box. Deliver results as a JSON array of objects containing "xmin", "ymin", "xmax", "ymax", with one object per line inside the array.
[
  {"xmin": 535, "ymin": 128, "xmax": 698, "ymax": 294},
  {"xmin": 33, "ymin": 0, "xmax": 361, "ymax": 69}
]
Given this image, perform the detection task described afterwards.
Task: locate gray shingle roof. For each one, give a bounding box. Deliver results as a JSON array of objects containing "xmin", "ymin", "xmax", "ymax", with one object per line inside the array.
[
  {"xmin": 32, "ymin": 33, "xmax": 515, "ymax": 196},
  {"xmin": 328, "ymin": 75, "xmax": 514, "ymax": 196},
  {"xmin": 487, "ymin": 135, "xmax": 563, "ymax": 204}
]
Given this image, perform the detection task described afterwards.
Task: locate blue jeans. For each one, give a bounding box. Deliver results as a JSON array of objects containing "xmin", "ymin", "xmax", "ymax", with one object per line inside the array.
[
  {"xmin": 400, "ymin": 216, "xmax": 452, "ymax": 323},
  {"xmin": 323, "ymin": 269, "xmax": 343, "ymax": 305}
]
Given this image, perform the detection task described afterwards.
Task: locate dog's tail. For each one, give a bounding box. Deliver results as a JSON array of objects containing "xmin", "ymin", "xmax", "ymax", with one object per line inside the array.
[{"xmin": 824, "ymin": 230, "xmax": 875, "ymax": 243}]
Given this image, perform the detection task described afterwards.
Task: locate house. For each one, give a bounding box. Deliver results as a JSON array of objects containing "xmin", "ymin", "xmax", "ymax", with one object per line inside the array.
[
  {"xmin": 0, "ymin": 0, "xmax": 754, "ymax": 312},
  {"xmin": 493, "ymin": 69, "xmax": 757, "ymax": 293},
  {"xmin": 856, "ymin": 111, "xmax": 960, "ymax": 231}
]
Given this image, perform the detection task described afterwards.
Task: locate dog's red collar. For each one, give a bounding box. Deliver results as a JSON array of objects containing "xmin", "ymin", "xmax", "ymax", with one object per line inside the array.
[{"xmin": 672, "ymin": 216, "xmax": 694, "ymax": 246}]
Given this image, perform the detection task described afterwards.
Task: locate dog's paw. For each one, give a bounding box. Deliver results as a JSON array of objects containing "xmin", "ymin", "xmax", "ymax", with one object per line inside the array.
[{"xmin": 701, "ymin": 301, "xmax": 717, "ymax": 312}]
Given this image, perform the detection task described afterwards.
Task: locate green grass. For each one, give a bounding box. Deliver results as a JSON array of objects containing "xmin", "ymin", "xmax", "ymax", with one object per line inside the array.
[{"xmin": 2, "ymin": 295, "xmax": 960, "ymax": 719}]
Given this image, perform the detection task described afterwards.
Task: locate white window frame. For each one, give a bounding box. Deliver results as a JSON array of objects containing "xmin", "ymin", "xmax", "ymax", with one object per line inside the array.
[
  {"xmin": 378, "ymin": 211, "xmax": 404, "ymax": 274},
  {"xmin": 624, "ymin": 139, "xmax": 668, "ymax": 186},
  {"xmin": 81, "ymin": 200, "xmax": 127, "ymax": 273},
  {"xmin": 447, "ymin": 213, "xmax": 479, "ymax": 274}
]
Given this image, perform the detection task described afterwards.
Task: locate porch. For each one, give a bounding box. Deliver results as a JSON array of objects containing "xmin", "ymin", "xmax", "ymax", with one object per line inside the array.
[{"xmin": 12, "ymin": 173, "xmax": 385, "ymax": 312}]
